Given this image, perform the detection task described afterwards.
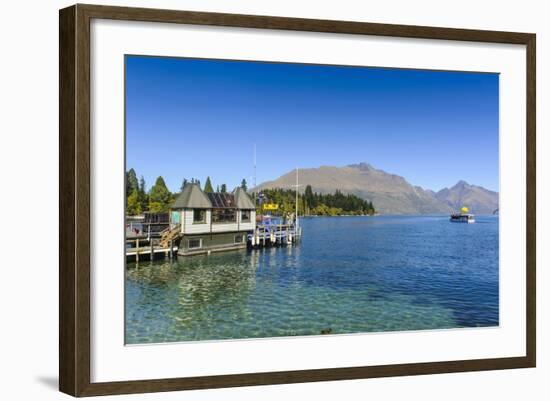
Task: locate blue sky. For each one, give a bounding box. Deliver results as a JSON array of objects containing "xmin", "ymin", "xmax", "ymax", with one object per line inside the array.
[{"xmin": 126, "ymin": 55, "xmax": 499, "ymax": 193}]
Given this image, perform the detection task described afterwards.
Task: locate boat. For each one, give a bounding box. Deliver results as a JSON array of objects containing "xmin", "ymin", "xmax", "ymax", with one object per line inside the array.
[{"xmin": 450, "ymin": 206, "xmax": 475, "ymax": 223}]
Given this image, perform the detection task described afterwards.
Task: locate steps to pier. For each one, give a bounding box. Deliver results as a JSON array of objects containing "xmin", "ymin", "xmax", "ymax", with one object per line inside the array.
[{"xmin": 126, "ymin": 222, "xmax": 180, "ymax": 262}]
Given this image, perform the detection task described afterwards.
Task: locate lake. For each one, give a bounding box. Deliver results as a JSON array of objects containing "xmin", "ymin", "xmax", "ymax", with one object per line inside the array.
[{"xmin": 125, "ymin": 215, "xmax": 499, "ymax": 344}]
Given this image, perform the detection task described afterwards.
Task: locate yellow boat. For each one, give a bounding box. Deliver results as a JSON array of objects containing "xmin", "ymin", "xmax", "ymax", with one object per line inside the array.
[{"xmin": 450, "ymin": 206, "xmax": 475, "ymax": 223}]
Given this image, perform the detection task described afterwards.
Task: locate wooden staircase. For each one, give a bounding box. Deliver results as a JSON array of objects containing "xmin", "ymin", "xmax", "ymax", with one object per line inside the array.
[{"xmin": 159, "ymin": 224, "xmax": 182, "ymax": 248}]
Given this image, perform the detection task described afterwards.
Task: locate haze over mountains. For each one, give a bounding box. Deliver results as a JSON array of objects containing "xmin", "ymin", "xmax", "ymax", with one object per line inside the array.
[{"xmin": 255, "ymin": 162, "xmax": 498, "ymax": 215}]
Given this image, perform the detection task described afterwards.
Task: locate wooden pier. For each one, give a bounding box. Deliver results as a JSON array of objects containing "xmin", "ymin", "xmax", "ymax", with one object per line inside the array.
[
  {"xmin": 126, "ymin": 243, "xmax": 179, "ymax": 260},
  {"xmin": 126, "ymin": 214, "xmax": 302, "ymax": 261},
  {"xmin": 248, "ymin": 223, "xmax": 302, "ymax": 248},
  {"xmin": 126, "ymin": 223, "xmax": 181, "ymax": 262}
]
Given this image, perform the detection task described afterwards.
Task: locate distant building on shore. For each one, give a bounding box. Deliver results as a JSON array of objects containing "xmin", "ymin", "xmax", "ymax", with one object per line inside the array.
[{"xmin": 170, "ymin": 183, "xmax": 256, "ymax": 256}]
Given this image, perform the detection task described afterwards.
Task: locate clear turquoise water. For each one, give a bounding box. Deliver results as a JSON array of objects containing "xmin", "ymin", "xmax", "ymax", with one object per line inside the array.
[{"xmin": 125, "ymin": 215, "xmax": 499, "ymax": 344}]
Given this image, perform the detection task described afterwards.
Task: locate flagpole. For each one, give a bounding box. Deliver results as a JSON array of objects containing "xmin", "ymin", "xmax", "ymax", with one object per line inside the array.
[
  {"xmin": 253, "ymin": 143, "xmax": 257, "ymax": 190},
  {"xmin": 295, "ymin": 167, "xmax": 299, "ymax": 231},
  {"xmin": 253, "ymin": 143, "xmax": 257, "ymax": 207}
]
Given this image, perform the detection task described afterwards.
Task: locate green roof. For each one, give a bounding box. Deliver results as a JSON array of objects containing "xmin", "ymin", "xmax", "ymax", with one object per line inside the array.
[{"xmin": 171, "ymin": 183, "xmax": 212, "ymax": 209}]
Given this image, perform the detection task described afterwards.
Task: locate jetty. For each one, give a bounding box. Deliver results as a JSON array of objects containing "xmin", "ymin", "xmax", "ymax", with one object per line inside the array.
[
  {"xmin": 249, "ymin": 218, "xmax": 301, "ymax": 248},
  {"xmin": 126, "ymin": 186, "xmax": 302, "ymax": 261},
  {"xmin": 126, "ymin": 167, "xmax": 303, "ymax": 261},
  {"xmin": 126, "ymin": 215, "xmax": 180, "ymax": 261},
  {"xmin": 126, "ymin": 216, "xmax": 301, "ymax": 262}
]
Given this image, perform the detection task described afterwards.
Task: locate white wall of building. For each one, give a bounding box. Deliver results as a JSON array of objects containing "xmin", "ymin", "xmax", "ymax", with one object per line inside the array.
[
  {"xmin": 181, "ymin": 209, "xmax": 256, "ymax": 234},
  {"xmin": 181, "ymin": 209, "xmax": 211, "ymax": 234}
]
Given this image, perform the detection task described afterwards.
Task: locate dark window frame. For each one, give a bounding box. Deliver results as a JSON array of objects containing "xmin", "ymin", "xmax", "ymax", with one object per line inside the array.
[
  {"xmin": 193, "ymin": 209, "xmax": 206, "ymax": 224},
  {"xmin": 188, "ymin": 238, "xmax": 202, "ymax": 249},
  {"xmin": 241, "ymin": 210, "xmax": 251, "ymax": 223},
  {"xmin": 211, "ymin": 208, "xmax": 236, "ymax": 224}
]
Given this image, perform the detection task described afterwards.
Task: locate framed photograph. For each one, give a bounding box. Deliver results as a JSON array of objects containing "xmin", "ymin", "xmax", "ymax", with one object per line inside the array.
[{"xmin": 59, "ymin": 4, "xmax": 536, "ymax": 397}]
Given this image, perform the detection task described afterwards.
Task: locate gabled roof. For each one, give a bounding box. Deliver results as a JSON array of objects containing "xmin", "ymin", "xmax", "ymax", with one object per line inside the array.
[
  {"xmin": 233, "ymin": 187, "xmax": 255, "ymax": 210},
  {"xmin": 171, "ymin": 183, "xmax": 256, "ymax": 210},
  {"xmin": 171, "ymin": 183, "xmax": 212, "ymax": 209}
]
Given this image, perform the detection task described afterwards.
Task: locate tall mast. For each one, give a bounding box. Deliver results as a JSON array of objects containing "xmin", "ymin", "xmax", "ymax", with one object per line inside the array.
[
  {"xmin": 253, "ymin": 143, "xmax": 257, "ymax": 190},
  {"xmin": 295, "ymin": 167, "xmax": 299, "ymax": 230},
  {"xmin": 253, "ymin": 143, "xmax": 257, "ymax": 207}
]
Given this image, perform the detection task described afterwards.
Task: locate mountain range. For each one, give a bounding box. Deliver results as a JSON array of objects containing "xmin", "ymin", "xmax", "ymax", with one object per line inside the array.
[{"xmin": 255, "ymin": 162, "xmax": 498, "ymax": 215}]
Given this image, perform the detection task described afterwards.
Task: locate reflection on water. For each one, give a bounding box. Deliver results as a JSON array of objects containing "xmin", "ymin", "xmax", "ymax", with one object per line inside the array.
[{"xmin": 125, "ymin": 215, "xmax": 499, "ymax": 344}]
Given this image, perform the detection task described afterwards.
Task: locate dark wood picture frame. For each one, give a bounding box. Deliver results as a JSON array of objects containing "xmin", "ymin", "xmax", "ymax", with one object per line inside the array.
[{"xmin": 59, "ymin": 3, "xmax": 536, "ymax": 397}]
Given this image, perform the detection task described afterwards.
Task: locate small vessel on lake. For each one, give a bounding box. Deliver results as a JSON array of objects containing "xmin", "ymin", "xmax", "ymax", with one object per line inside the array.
[{"xmin": 450, "ymin": 206, "xmax": 475, "ymax": 223}]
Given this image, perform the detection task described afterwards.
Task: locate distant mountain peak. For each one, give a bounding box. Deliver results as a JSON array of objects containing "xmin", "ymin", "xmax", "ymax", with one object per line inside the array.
[
  {"xmin": 453, "ymin": 180, "xmax": 470, "ymax": 187},
  {"xmin": 436, "ymin": 180, "xmax": 498, "ymax": 214},
  {"xmin": 348, "ymin": 162, "xmax": 374, "ymax": 171}
]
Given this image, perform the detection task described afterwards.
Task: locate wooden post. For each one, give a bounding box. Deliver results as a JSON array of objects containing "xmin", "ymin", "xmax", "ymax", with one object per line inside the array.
[
  {"xmin": 150, "ymin": 239, "xmax": 154, "ymax": 261},
  {"xmin": 136, "ymin": 238, "xmax": 139, "ymax": 262},
  {"xmin": 169, "ymin": 239, "xmax": 173, "ymax": 260}
]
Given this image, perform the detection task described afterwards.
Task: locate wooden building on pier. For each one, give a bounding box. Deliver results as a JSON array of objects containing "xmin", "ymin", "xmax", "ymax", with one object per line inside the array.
[{"xmin": 170, "ymin": 184, "xmax": 256, "ymax": 256}]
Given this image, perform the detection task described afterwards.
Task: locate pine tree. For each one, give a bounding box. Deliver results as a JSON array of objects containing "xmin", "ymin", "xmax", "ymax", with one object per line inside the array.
[
  {"xmin": 126, "ymin": 168, "xmax": 139, "ymax": 198},
  {"xmin": 220, "ymin": 183, "xmax": 227, "ymax": 193},
  {"xmin": 139, "ymin": 175, "xmax": 146, "ymax": 193},
  {"xmin": 240, "ymin": 179, "xmax": 247, "ymax": 191},
  {"xmin": 127, "ymin": 189, "xmax": 141, "ymax": 216},
  {"xmin": 148, "ymin": 176, "xmax": 172, "ymax": 212},
  {"xmin": 304, "ymin": 185, "xmax": 314, "ymax": 209},
  {"xmin": 138, "ymin": 175, "xmax": 148, "ymax": 211},
  {"xmin": 204, "ymin": 176, "xmax": 214, "ymax": 193}
]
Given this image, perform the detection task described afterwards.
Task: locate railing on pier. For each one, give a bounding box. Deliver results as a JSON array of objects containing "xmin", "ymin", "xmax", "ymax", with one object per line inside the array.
[
  {"xmin": 126, "ymin": 221, "xmax": 170, "ymax": 239},
  {"xmin": 248, "ymin": 223, "xmax": 302, "ymax": 247},
  {"xmin": 126, "ymin": 219, "xmax": 179, "ymax": 262},
  {"xmin": 126, "ymin": 212, "xmax": 303, "ymax": 260}
]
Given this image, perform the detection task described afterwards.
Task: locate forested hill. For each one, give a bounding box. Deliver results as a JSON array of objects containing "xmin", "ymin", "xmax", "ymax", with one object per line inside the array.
[{"xmin": 259, "ymin": 187, "xmax": 375, "ymax": 216}]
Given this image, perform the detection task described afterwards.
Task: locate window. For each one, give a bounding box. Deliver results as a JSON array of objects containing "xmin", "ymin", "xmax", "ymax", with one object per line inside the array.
[
  {"xmin": 234, "ymin": 234, "xmax": 244, "ymax": 244},
  {"xmin": 193, "ymin": 209, "xmax": 206, "ymax": 224},
  {"xmin": 211, "ymin": 208, "xmax": 236, "ymax": 223},
  {"xmin": 171, "ymin": 211, "xmax": 181, "ymax": 224},
  {"xmin": 188, "ymin": 238, "xmax": 202, "ymax": 249},
  {"xmin": 241, "ymin": 210, "xmax": 251, "ymax": 223}
]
